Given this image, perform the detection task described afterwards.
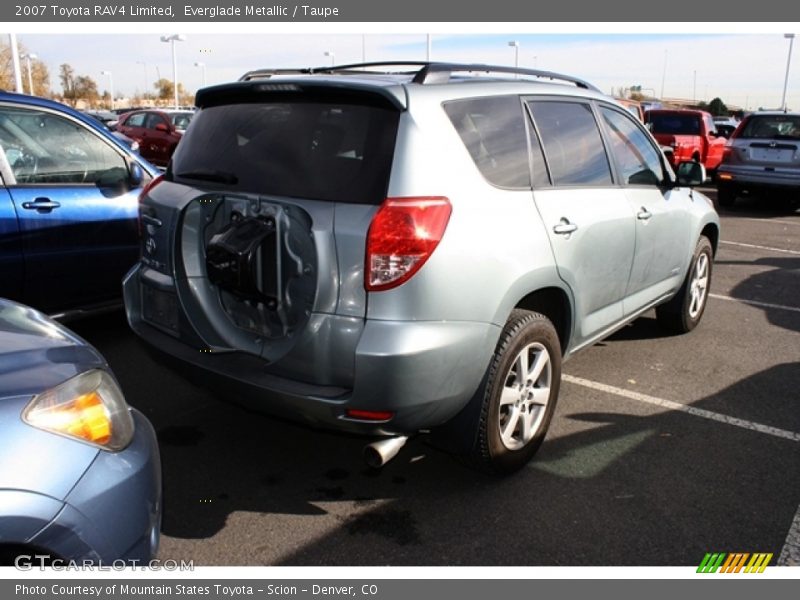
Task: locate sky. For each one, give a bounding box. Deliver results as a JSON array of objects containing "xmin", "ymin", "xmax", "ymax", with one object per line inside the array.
[{"xmin": 7, "ymin": 26, "xmax": 800, "ymax": 111}]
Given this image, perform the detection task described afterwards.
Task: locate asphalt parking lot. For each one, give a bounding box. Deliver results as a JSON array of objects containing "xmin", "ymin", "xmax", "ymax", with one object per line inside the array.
[{"xmin": 70, "ymin": 188, "xmax": 800, "ymax": 567}]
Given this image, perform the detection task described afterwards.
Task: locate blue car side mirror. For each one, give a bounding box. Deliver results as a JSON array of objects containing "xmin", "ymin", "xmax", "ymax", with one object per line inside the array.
[{"xmin": 129, "ymin": 162, "xmax": 144, "ymax": 188}]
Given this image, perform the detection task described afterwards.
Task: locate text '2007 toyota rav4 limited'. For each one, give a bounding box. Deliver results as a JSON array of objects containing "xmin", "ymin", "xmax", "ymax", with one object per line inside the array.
[{"xmin": 124, "ymin": 63, "xmax": 720, "ymax": 474}]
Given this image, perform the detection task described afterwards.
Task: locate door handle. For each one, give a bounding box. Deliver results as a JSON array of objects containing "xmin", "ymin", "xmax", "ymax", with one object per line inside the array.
[
  {"xmin": 553, "ymin": 219, "xmax": 578, "ymax": 235},
  {"xmin": 22, "ymin": 198, "xmax": 61, "ymax": 212},
  {"xmin": 140, "ymin": 214, "xmax": 162, "ymax": 228},
  {"xmin": 637, "ymin": 208, "xmax": 653, "ymax": 221}
]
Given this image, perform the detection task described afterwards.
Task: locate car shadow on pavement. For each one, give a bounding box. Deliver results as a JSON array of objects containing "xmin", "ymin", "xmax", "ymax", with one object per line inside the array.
[
  {"xmin": 268, "ymin": 362, "xmax": 800, "ymax": 566},
  {"xmin": 714, "ymin": 256, "xmax": 800, "ymax": 333},
  {"xmin": 68, "ymin": 312, "xmax": 800, "ymax": 566},
  {"xmin": 715, "ymin": 194, "xmax": 800, "ymax": 217}
]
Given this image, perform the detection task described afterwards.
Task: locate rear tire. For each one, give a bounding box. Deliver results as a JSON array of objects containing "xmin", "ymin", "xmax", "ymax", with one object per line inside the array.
[
  {"xmin": 656, "ymin": 236, "xmax": 713, "ymax": 333},
  {"xmin": 468, "ymin": 309, "xmax": 561, "ymax": 475}
]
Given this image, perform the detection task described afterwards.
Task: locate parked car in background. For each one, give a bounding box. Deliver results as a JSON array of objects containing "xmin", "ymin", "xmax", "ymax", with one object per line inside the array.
[
  {"xmin": 714, "ymin": 121, "xmax": 738, "ymax": 139},
  {"xmin": 0, "ymin": 91, "xmax": 158, "ymax": 318},
  {"xmin": 83, "ymin": 109, "xmax": 118, "ymax": 128},
  {"xmin": 711, "ymin": 116, "xmax": 740, "ymax": 139},
  {"xmin": 615, "ymin": 98, "xmax": 645, "ymax": 121},
  {"xmin": 0, "ymin": 299, "xmax": 161, "ymax": 566},
  {"xmin": 115, "ymin": 109, "xmax": 194, "ymax": 167},
  {"xmin": 82, "ymin": 110, "xmax": 140, "ymax": 152},
  {"xmin": 645, "ymin": 108, "xmax": 727, "ymax": 173},
  {"xmin": 124, "ymin": 62, "xmax": 719, "ymax": 475},
  {"xmin": 716, "ymin": 111, "xmax": 800, "ymax": 207}
]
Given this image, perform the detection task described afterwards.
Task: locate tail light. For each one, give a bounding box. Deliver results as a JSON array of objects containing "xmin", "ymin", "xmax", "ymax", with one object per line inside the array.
[
  {"xmin": 366, "ymin": 196, "xmax": 452, "ymax": 291},
  {"xmin": 722, "ymin": 146, "xmax": 733, "ymax": 162}
]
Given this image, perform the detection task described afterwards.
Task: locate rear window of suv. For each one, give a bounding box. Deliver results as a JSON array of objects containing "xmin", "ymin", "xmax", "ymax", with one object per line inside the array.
[
  {"xmin": 169, "ymin": 100, "xmax": 400, "ymax": 205},
  {"xmin": 737, "ymin": 115, "xmax": 800, "ymax": 139}
]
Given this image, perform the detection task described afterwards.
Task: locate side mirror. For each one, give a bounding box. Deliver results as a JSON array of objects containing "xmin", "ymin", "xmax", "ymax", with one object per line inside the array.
[
  {"xmin": 155, "ymin": 122, "xmax": 170, "ymax": 133},
  {"xmin": 129, "ymin": 161, "xmax": 144, "ymax": 188},
  {"xmin": 676, "ymin": 161, "xmax": 706, "ymax": 186}
]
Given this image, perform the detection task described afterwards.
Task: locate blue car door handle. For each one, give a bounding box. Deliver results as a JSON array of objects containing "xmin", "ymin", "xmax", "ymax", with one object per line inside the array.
[{"xmin": 22, "ymin": 198, "xmax": 61, "ymax": 212}]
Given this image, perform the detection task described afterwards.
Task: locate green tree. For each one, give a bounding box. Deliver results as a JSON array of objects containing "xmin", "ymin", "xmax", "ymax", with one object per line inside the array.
[{"xmin": 707, "ymin": 97, "xmax": 729, "ymax": 116}]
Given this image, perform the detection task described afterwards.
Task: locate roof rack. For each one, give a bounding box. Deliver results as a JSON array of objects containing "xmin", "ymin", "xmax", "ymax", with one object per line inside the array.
[
  {"xmin": 238, "ymin": 62, "xmax": 601, "ymax": 92},
  {"xmin": 411, "ymin": 63, "xmax": 600, "ymax": 91}
]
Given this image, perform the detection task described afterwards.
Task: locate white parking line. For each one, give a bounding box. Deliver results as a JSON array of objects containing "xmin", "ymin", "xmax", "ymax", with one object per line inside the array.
[
  {"xmin": 778, "ymin": 504, "xmax": 800, "ymax": 566},
  {"xmin": 563, "ymin": 375, "xmax": 800, "ymax": 568},
  {"xmin": 719, "ymin": 240, "xmax": 800, "ymax": 255},
  {"xmin": 562, "ymin": 374, "xmax": 800, "ymax": 442},
  {"xmin": 709, "ymin": 293, "xmax": 800, "ymax": 314},
  {"xmin": 738, "ymin": 217, "xmax": 800, "ymax": 227}
]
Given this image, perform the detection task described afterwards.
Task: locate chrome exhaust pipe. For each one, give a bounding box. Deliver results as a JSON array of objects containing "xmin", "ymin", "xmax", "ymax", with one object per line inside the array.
[{"xmin": 364, "ymin": 436, "xmax": 408, "ymax": 468}]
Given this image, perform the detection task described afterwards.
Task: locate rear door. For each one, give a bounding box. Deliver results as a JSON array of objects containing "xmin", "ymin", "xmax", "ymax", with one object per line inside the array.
[
  {"xmin": 0, "ymin": 104, "xmax": 142, "ymax": 312},
  {"xmin": 526, "ymin": 98, "xmax": 636, "ymax": 348},
  {"xmin": 144, "ymin": 112, "xmax": 173, "ymax": 165}
]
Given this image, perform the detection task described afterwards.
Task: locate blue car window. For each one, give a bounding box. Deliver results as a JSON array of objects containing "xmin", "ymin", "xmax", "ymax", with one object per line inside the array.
[{"xmin": 0, "ymin": 107, "xmax": 128, "ymax": 186}]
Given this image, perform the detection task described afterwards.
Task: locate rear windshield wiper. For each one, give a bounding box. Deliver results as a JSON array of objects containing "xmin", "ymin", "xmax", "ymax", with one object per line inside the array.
[{"xmin": 175, "ymin": 169, "xmax": 239, "ymax": 184}]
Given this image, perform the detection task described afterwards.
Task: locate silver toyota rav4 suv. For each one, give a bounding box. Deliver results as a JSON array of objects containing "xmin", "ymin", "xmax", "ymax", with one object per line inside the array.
[{"xmin": 124, "ymin": 63, "xmax": 719, "ymax": 474}]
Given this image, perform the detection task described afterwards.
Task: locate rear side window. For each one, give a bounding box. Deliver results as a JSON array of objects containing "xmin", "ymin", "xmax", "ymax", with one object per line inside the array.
[
  {"xmin": 527, "ymin": 100, "xmax": 612, "ymax": 186},
  {"xmin": 170, "ymin": 100, "xmax": 399, "ymax": 205},
  {"xmin": 444, "ymin": 96, "xmax": 531, "ymax": 188}
]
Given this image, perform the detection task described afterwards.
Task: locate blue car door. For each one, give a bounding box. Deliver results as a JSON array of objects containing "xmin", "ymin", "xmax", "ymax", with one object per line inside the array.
[{"xmin": 0, "ymin": 105, "xmax": 141, "ymax": 313}]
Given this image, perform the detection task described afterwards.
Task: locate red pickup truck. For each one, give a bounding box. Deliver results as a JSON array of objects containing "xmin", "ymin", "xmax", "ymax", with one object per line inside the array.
[{"xmin": 645, "ymin": 109, "xmax": 727, "ymax": 173}]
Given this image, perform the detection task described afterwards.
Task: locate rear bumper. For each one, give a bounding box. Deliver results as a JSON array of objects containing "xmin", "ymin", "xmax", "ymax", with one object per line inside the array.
[
  {"xmin": 717, "ymin": 165, "xmax": 800, "ymax": 190},
  {"xmin": 124, "ymin": 264, "xmax": 499, "ymax": 436}
]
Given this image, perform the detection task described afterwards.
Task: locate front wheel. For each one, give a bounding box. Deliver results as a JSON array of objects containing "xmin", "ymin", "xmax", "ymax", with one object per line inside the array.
[
  {"xmin": 656, "ymin": 236, "xmax": 713, "ymax": 333},
  {"xmin": 469, "ymin": 310, "xmax": 562, "ymax": 475}
]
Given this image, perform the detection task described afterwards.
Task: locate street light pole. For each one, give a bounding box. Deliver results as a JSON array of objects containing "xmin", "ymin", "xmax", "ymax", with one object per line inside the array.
[
  {"xmin": 100, "ymin": 70, "xmax": 114, "ymax": 110},
  {"xmin": 781, "ymin": 33, "xmax": 795, "ymax": 111},
  {"xmin": 161, "ymin": 34, "xmax": 186, "ymax": 109},
  {"xmin": 21, "ymin": 53, "xmax": 37, "ymax": 95},
  {"xmin": 194, "ymin": 62, "xmax": 207, "ymax": 87},
  {"xmin": 324, "ymin": 51, "xmax": 335, "ymax": 67},
  {"xmin": 8, "ymin": 34, "xmax": 23, "ymax": 93},
  {"xmin": 137, "ymin": 61, "xmax": 148, "ymax": 99},
  {"xmin": 508, "ymin": 40, "xmax": 519, "ymax": 69}
]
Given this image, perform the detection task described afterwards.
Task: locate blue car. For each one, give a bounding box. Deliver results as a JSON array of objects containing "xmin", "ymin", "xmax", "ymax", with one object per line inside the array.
[
  {"xmin": 0, "ymin": 299, "xmax": 161, "ymax": 566},
  {"xmin": 0, "ymin": 92, "xmax": 159, "ymax": 319}
]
